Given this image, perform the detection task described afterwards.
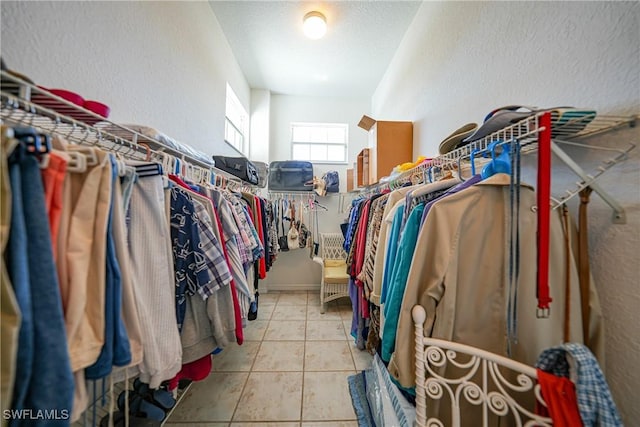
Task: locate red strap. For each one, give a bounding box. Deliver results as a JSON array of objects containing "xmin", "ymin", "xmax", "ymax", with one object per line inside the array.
[{"xmin": 537, "ymin": 112, "xmax": 553, "ymax": 312}]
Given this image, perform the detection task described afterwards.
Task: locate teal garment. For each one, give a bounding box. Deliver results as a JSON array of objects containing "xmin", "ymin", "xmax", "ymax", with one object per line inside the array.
[
  {"xmin": 380, "ymin": 207, "xmax": 404, "ymax": 305},
  {"xmin": 381, "ymin": 203, "xmax": 425, "ymax": 362}
]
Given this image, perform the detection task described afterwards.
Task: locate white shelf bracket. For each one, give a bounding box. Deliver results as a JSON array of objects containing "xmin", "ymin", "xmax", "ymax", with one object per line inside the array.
[{"xmin": 551, "ymin": 141, "xmax": 627, "ymax": 224}]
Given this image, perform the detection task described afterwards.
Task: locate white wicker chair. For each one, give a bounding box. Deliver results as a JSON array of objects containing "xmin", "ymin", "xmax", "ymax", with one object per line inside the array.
[
  {"xmin": 412, "ymin": 305, "xmax": 552, "ymax": 427},
  {"xmin": 313, "ymin": 233, "xmax": 350, "ymax": 313}
]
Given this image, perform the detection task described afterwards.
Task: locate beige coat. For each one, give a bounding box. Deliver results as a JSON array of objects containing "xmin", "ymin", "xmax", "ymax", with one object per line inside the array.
[{"xmin": 388, "ymin": 173, "xmax": 604, "ymax": 388}]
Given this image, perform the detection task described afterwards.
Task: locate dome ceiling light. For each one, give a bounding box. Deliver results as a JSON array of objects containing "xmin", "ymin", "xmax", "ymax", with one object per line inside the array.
[{"xmin": 303, "ymin": 11, "xmax": 327, "ymax": 40}]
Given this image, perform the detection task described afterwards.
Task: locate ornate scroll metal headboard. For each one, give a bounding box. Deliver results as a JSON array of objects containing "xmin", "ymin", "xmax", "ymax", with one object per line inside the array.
[{"xmin": 412, "ymin": 305, "xmax": 553, "ymax": 427}]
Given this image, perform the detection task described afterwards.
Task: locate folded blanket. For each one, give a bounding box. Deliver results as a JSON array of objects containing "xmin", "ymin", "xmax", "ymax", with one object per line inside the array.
[{"xmin": 97, "ymin": 123, "xmax": 214, "ymax": 166}]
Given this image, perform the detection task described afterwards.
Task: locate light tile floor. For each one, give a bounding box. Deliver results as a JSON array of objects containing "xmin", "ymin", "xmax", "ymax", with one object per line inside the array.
[{"xmin": 166, "ymin": 290, "xmax": 372, "ymax": 427}]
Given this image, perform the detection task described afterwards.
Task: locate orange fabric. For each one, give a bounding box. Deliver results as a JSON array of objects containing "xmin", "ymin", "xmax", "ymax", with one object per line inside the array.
[
  {"xmin": 40, "ymin": 152, "xmax": 67, "ymax": 258},
  {"xmin": 537, "ymin": 368, "xmax": 583, "ymax": 427}
]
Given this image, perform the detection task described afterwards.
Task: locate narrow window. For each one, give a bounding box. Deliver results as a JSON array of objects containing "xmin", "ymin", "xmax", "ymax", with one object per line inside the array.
[{"xmin": 225, "ymin": 83, "xmax": 249, "ymax": 155}]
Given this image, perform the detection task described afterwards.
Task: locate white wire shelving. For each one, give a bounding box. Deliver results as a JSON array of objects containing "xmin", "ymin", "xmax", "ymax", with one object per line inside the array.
[
  {"xmin": 352, "ymin": 111, "xmax": 636, "ymax": 224},
  {"xmin": 0, "ymin": 70, "xmax": 258, "ymax": 192}
]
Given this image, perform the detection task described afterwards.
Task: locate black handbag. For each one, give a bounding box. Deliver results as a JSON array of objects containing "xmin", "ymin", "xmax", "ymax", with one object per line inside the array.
[
  {"xmin": 212, "ymin": 155, "xmax": 259, "ymax": 185},
  {"xmin": 268, "ymin": 161, "xmax": 314, "ymax": 191},
  {"xmin": 322, "ymin": 170, "xmax": 340, "ymax": 193},
  {"xmin": 278, "ymin": 207, "xmax": 289, "ymax": 252},
  {"xmin": 278, "ymin": 235, "xmax": 289, "ymax": 252}
]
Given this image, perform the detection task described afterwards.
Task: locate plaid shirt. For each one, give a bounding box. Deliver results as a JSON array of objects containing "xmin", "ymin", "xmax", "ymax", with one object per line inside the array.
[
  {"xmin": 192, "ymin": 198, "xmax": 232, "ymax": 298},
  {"xmin": 536, "ymin": 343, "xmax": 622, "ymax": 426}
]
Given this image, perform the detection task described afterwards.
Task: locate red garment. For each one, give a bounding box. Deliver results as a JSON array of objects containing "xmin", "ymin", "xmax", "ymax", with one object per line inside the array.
[
  {"xmin": 212, "ymin": 201, "xmax": 244, "ymax": 345},
  {"xmin": 167, "ymin": 354, "xmax": 212, "ymax": 391},
  {"xmin": 253, "ymin": 196, "xmax": 267, "ymax": 279},
  {"xmin": 40, "ymin": 152, "xmax": 67, "ymax": 259},
  {"xmin": 536, "ymin": 368, "xmax": 583, "ymax": 426},
  {"xmin": 168, "ymin": 175, "xmax": 243, "ymax": 345},
  {"xmin": 354, "ymin": 200, "xmax": 371, "ymax": 318}
]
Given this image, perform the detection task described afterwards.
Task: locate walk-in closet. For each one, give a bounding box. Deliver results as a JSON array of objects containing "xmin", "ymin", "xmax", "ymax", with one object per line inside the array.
[{"xmin": 1, "ymin": 2, "xmax": 638, "ymax": 427}]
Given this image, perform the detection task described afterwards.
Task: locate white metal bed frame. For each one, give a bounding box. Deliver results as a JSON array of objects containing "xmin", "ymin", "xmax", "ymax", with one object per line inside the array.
[{"xmin": 412, "ymin": 305, "xmax": 553, "ymax": 427}]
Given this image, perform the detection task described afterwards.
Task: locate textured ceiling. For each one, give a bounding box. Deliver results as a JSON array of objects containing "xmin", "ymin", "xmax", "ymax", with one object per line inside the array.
[{"xmin": 208, "ymin": 1, "xmax": 421, "ymax": 98}]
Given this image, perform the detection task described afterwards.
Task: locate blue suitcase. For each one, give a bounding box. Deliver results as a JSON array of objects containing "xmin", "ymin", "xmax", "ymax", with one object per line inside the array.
[{"xmin": 268, "ymin": 161, "xmax": 314, "ymax": 191}]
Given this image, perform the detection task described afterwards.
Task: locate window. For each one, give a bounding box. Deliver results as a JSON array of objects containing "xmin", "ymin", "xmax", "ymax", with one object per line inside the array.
[
  {"xmin": 225, "ymin": 83, "xmax": 249, "ymax": 155},
  {"xmin": 291, "ymin": 122, "xmax": 348, "ymax": 163}
]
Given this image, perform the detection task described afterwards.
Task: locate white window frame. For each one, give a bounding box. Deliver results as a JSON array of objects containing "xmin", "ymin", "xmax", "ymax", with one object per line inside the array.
[
  {"xmin": 290, "ymin": 122, "xmax": 349, "ymax": 164},
  {"xmin": 225, "ymin": 83, "xmax": 249, "ymax": 156}
]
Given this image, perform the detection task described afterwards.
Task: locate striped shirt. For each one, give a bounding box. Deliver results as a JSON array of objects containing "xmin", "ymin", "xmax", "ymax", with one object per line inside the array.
[{"xmin": 192, "ymin": 198, "xmax": 232, "ymax": 298}]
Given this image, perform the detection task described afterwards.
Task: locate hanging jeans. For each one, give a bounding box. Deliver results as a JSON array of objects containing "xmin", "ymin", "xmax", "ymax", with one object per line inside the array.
[
  {"xmin": 6, "ymin": 144, "xmax": 74, "ymax": 426},
  {"xmin": 85, "ymin": 155, "xmax": 131, "ymax": 380}
]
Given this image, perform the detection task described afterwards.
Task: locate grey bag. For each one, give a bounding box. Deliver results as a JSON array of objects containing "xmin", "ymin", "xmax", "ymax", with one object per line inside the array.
[{"xmin": 253, "ymin": 161, "xmax": 269, "ymax": 188}]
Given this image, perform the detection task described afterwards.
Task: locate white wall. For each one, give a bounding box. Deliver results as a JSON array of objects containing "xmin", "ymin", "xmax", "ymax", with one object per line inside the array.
[
  {"xmin": 269, "ymin": 94, "xmax": 371, "ymax": 191},
  {"xmin": 373, "ymin": 1, "xmax": 640, "ymax": 424},
  {"xmin": 249, "ymin": 89, "xmax": 271, "ymax": 162},
  {"xmin": 373, "ymin": 1, "xmax": 639, "ymax": 154},
  {"xmin": 0, "ymin": 1, "xmax": 250, "ymax": 157},
  {"xmin": 264, "ymin": 94, "xmax": 369, "ymax": 288}
]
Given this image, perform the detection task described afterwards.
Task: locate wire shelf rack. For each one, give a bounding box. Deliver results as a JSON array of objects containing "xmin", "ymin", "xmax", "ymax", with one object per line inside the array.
[
  {"xmin": 0, "ymin": 70, "xmax": 259, "ymax": 192},
  {"xmin": 355, "ymin": 111, "xmax": 636, "ymax": 223}
]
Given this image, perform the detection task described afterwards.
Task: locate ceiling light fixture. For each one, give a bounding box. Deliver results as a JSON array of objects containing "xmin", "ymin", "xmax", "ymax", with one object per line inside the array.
[{"xmin": 303, "ymin": 11, "xmax": 327, "ymax": 40}]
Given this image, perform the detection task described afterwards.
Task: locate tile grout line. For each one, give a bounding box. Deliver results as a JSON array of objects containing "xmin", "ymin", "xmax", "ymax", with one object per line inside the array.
[
  {"xmin": 227, "ymin": 292, "xmax": 277, "ymax": 424},
  {"xmin": 300, "ymin": 292, "xmax": 309, "ymax": 423},
  {"xmin": 219, "ymin": 292, "xmax": 359, "ymax": 426}
]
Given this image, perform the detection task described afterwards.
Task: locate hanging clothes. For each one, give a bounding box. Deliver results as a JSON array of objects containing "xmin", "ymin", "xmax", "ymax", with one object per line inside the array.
[
  {"xmin": 206, "ymin": 189, "xmax": 245, "ymax": 345},
  {"xmin": 52, "ymin": 143, "xmax": 113, "ymax": 421},
  {"xmin": 85, "ymin": 155, "xmax": 132, "ymax": 380},
  {"xmin": 535, "ymin": 369, "xmax": 584, "ymax": 426},
  {"xmin": 370, "ymin": 186, "xmax": 414, "ymax": 306},
  {"xmin": 168, "ymin": 175, "xmax": 236, "ymax": 357},
  {"xmin": 380, "ymin": 203, "xmax": 425, "ymax": 362},
  {"xmin": 1, "ymin": 115, "xmax": 269, "ymax": 423},
  {"xmin": 5, "ymin": 140, "xmax": 74, "ymax": 426},
  {"xmin": 57, "ymin": 146, "xmax": 112, "ymax": 372},
  {"xmin": 0, "ymin": 133, "xmax": 20, "ymax": 420},
  {"xmin": 127, "ymin": 165, "xmax": 182, "ymax": 389},
  {"xmin": 40, "ymin": 151, "xmax": 67, "ymax": 259},
  {"xmin": 359, "ymin": 192, "xmax": 391, "ymax": 299},
  {"xmin": 536, "ymin": 343, "xmax": 622, "ymax": 426},
  {"xmin": 169, "ymin": 185, "xmax": 215, "ymax": 332},
  {"xmin": 107, "ymin": 162, "xmax": 144, "ymax": 382},
  {"xmin": 387, "ymin": 173, "xmax": 605, "ymax": 390}
]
